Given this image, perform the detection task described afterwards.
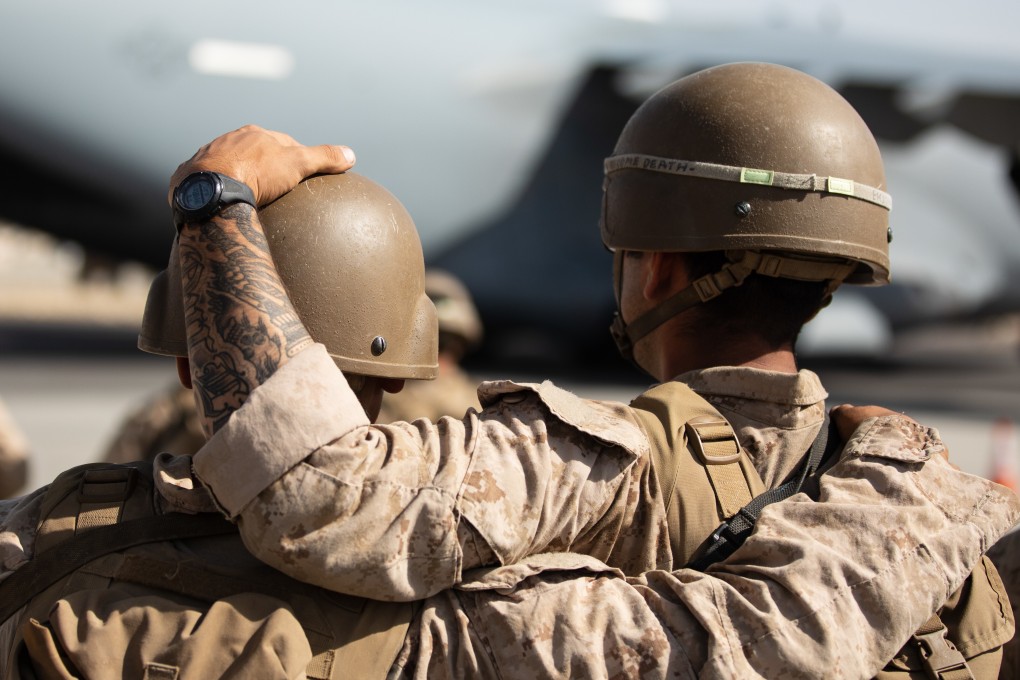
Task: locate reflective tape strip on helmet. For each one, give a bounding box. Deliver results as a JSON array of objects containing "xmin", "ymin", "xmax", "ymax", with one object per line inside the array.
[{"xmin": 604, "ymin": 154, "xmax": 892, "ymax": 211}]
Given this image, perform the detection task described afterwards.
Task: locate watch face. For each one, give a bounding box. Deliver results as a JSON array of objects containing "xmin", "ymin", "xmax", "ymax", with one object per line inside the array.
[{"xmin": 178, "ymin": 173, "xmax": 219, "ymax": 212}]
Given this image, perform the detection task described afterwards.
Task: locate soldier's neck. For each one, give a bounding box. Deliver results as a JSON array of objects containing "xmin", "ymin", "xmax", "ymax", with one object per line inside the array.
[{"xmin": 657, "ymin": 339, "xmax": 798, "ymax": 382}]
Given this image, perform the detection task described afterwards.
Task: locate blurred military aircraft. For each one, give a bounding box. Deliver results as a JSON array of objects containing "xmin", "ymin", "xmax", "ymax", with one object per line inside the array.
[{"xmin": 1, "ymin": 1, "xmax": 1019, "ymax": 366}]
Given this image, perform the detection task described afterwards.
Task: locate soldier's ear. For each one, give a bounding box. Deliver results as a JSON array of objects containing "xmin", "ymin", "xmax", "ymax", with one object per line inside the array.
[
  {"xmin": 176, "ymin": 357, "xmax": 193, "ymax": 389},
  {"xmin": 643, "ymin": 252, "xmax": 685, "ymax": 302},
  {"xmin": 381, "ymin": 378, "xmax": 405, "ymax": 395}
]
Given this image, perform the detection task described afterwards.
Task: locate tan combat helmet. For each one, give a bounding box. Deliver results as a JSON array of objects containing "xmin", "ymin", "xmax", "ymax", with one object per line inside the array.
[
  {"xmin": 139, "ymin": 173, "xmax": 439, "ymax": 380},
  {"xmin": 424, "ymin": 269, "xmax": 482, "ymax": 354},
  {"xmin": 601, "ymin": 62, "xmax": 892, "ymax": 358}
]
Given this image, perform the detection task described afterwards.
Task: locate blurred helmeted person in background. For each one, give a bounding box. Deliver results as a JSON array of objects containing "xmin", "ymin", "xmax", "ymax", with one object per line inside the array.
[
  {"xmin": 141, "ymin": 63, "xmax": 1016, "ymax": 676},
  {"xmin": 0, "ymin": 397, "xmax": 28, "ymax": 499},
  {"xmin": 377, "ymin": 268, "xmax": 482, "ymax": 423},
  {"xmin": 101, "ymin": 382, "xmax": 205, "ymax": 463}
]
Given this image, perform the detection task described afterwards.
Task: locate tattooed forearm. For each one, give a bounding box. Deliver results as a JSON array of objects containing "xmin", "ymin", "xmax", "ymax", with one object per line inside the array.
[
  {"xmin": 196, "ymin": 351, "xmax": 251, "ymax": 431},
  {"xmin": 178, "ymin": 203, "xmax": 313, "ymax": 434}
]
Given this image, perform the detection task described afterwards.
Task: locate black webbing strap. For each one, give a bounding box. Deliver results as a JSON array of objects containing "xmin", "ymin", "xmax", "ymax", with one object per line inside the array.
[
  {"xmin": 0, "ymin": 513, "xmax": 236, "ymax": 624},
  {"xmin": 687, "ymin": 414, "xmax": 842, "ymax": 571}
]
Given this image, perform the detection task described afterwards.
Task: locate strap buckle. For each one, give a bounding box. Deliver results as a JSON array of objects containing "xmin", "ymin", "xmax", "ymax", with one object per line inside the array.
[
  {"xmin": 78, "ymin": 467, "xmax": 138, "ymax": 504},
  {"xmin": 691, "ymin": 522, "xmax": 732, "ymax": 568},
  {"xmin": 914, "ymin": 626, "xmax": 972, "ymax": 679},
  {"xmin": 708, "ymin": 522, "xmax": 731, "ymax": 548},
  {"xmin": 686, "ymin": 417, "xmax": 741, "ymax": 465}
]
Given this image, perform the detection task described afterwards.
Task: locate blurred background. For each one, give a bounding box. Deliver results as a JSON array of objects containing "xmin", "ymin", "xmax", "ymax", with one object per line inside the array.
[{"xmin": 0, "ymin": 0, "xmax": 1018, "ymax": 493}]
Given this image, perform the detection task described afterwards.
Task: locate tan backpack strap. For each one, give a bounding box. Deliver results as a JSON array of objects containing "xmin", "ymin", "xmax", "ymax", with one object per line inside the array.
[
  {"xmin": 0, "ymin": 514, "xmax": 237, "ymax": 624},
  {"xmin": 629, "ymin": 407, "xmax": 689, "ymax": 559},
  {"xmin": 913, "ymin": 613, "xmax": 975, "ymax": 680},
  {"xmin": 33, "ymin": 464, "xmax": 146, "ymax": 554},
  {"xmin": 74, "ymin": 467, "xmax": 138, "ymax": 532},
  {"xmin": 331, "ymin": 600, "xmax": 417, "ymax": 680},
  {"xmin": 685, "ymin": 416, "xmax": 752, "ymax": 517},
  {"xmin": 630, "ymin": 382, "xmax": 763, "ymax": 562}
]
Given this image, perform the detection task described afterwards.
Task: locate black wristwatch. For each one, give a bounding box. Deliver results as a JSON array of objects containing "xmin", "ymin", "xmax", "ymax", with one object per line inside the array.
[{"xmin": 172, "ymin": 171, "xmax": 257, "ymax": 230}]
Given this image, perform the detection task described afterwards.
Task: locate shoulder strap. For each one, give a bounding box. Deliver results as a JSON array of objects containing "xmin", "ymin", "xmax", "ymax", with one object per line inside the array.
[
  {"xmin": 687, "ymin": 414, "xmax": 841, "ymax": 571},
  {"xmin": 630, "ymin": 381, "xmax": 765, "ymax": 563},
  {"xmin": 0, "ymin": 512, "xmax": 235, "ymax": 623}
]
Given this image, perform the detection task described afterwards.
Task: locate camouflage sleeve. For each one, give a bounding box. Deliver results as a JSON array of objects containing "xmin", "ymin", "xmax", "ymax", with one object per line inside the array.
[
  {"xmin": 193, "ymin": 344, "xmax": 650, "ymax": 601},
  {"xmin": 420, "ymin": 416, "xmax": 1020, "ymax": 680},
  {"xmin": 0, "ymin": 398, "xmax": 29, "ymax": 499}
]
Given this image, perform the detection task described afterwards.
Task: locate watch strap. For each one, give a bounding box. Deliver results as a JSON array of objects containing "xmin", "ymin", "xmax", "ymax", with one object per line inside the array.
[{"xmin": 173, "ymin": 172, "xmax": 257, "ymax": 231}]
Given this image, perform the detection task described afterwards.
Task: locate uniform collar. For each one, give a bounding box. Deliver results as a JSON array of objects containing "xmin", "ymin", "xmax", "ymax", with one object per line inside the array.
[{"xmin": 673, "ymin": 366, "xmax": 828, "ymax": 407}]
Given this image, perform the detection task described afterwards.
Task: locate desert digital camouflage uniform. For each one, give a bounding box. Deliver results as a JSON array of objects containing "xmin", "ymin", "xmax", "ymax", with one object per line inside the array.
[
  {"xmin": 377, "ymin": 363, "xmax": 480, "ymax": 423},
  {"xmin": 102, "ymin": 382, "xmax": 205, "ymax": 463},
  {"xmin": 2, "ymin": 414, "xmax": 1017, "ymax": 678},
  {"xmin": 187, "ymin": 347, "xmax": 1001, "ymax": 599},
  {"xmin": 682, "ymin": 367, "xmax": 1015, "ymax": 675},
  {"xmin": 987, "ymin": 529, "xmax": 1020, "ymax": 677},
  {"xmin": 0, "ymin": 397, "xmax": 28, "ymax": 499},
  {"xmin": 190, "ymin": 346, "xmax": 1015, "ymax": 675}
]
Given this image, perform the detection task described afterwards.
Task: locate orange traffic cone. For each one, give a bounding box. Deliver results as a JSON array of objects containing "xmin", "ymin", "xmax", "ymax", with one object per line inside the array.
[{"xmin": 990, "ymin": 418, "xmax": 1019, "ymax": 491}]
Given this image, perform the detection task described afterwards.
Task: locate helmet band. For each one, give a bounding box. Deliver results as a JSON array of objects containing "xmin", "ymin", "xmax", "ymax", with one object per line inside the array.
[{"xmin": 604, "ymin": 154, "xmax": 892, "ymax": 211}]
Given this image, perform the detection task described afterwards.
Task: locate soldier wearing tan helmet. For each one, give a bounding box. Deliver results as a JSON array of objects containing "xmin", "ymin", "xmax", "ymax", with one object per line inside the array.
[
  {"xmin": 100, "ymin": 383, "xmax": 206, "ymax": 463},
  {"xmin": 87, "ymin": 67, "xmax": 1016, "ymax": 675},
  {"xmin": 3, "ymin": 158, "xmax": 1015, "ymax": 678},
  {"xmin": 601, "ymin": 62, "xmax": 1010, "ymax": 677},
  {"xmin": 139, "ymin": 171, "xmax": 437, "ymax": 426},
  {"xmin": 377, "ymin": 268, "xmax": 482, "ymax": 423},
  {"xmin": 101, "ymin": 173, "xmax": 437, "ymax": 464}
]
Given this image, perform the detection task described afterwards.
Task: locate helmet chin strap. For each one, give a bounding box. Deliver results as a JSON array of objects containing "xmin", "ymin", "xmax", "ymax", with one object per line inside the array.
[{"xmin": 610, "ymin": 250, "xmax": 855, "ymax": 363}]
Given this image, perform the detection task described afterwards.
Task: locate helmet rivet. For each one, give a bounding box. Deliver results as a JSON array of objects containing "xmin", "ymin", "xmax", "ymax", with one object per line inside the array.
[
  {"xmin": 371, "ymin": 336, "xmax": 387, "ymax": 356},
  {"xmin": 887, "ymin": 226, "xmax": 893, "ymax": 243},
  {"xmin": 735, "ymin": 201, "xmax": 752, "ymax": 217}
]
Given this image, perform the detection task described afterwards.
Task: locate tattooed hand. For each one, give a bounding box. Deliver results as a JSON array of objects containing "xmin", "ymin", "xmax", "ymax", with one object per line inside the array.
[
  {"xmin": 174, "ymin": 126, "xmax": 354, "ymax": 434},
  {"xmin": 169, "ymin": 125, "xmax": 356, "ymax": 206}
]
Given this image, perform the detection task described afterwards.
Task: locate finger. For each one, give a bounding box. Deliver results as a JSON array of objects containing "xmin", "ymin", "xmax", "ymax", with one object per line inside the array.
[
  {"xmin": 296, "ymin": 144, "xmax": 356, "ymax": 174},
  {"xmin": 830, "ymin": 404, "xmax": 860, "ymax": 442},
  {"xmin": 830, "ymin": 403, "xmax": 918, "ymax": 444},
  {"xmin": 830, "ymin": 404, "xmax": 891, "ymax": 442}
]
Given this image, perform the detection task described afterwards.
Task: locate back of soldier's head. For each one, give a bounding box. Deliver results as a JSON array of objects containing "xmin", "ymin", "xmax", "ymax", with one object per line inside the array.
[
  {"xmin": 602, "ymin": 62, "xmax": 893, "ymax": 353},
  {"xmin": 139, "ymin": 173, "xmax": 439, "ymax": 380}
]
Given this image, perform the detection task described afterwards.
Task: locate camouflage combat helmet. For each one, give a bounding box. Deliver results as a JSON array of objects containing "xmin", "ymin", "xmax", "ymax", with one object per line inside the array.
[
  {"xmin": 424, "ymin": 269, "xmax": 482, "ymax": 351},
  {"xmin": 139, "ymin": 173, "xmax": 439, "ymax": 380},
  {"xmin": 601, "ymin": 62, "xmax": 892, "ymax": 358}
]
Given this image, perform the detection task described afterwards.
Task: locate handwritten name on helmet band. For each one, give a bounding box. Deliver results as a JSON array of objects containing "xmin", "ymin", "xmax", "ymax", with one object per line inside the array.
[{"xmin": 604, "ymin": 154, "xmax": 892, "ymax": 211}]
